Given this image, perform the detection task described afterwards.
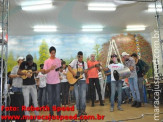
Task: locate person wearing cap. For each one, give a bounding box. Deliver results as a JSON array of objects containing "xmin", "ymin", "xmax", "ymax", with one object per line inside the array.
[
  {"xmin": 10, "ymin": 57, "xmax": 24, "ymax": 92},
  {"xmin": 68, "ymin": 51, "xmax": 88, "ymax": 117},
  {"xmin": 87, "ymin": 54, "xmax": 104, "ymax": 107},
  {"xmin": 102, "ymin": 54, "xmax": 124, "ymax": 112},
  {"xmin": 41, "ymin": 46, "xmax": 62, "ymax": 117},
  {"xmin": 17, "ymin": 54, "xmax": 40, "ymax": 118},
  {"xmin": 121, "ymin": 52, "xmax": 141, "ymax": 107}
]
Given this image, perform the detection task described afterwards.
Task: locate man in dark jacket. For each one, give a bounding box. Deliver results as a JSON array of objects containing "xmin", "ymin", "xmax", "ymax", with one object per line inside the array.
[{"xmin": 131, "ymin": 53, "xmax": 149, "ymax": 106}]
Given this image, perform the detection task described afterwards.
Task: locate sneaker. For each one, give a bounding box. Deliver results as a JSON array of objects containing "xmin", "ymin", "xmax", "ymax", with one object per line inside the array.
[
  {"xmin": 136, "ymin": 102, "xmax": 141, "ymax": 108},
  {"xmin": 110, "ymin": 107, "xmax": 114, "ymax": 112},
  {"xmin": 131, "ymin": 101, "xmax": 137, "ymax": 107},
  {"xmin": 128, "ymin": 99, "xmax": 132, "ymax": 104},
  {"xmin": 91, "ymin": 103, "xmax": 95, "ymax": 107},
  {"xmin": 117, "ymin": 107, "xmax": 123, "ymax": 111},
  {"xmin": 77, "ymin": 111, "xmax": 82, "ymax": 117},
  {"xmin": 122, "ymin": 100, "xmax": 126, "ymax": 104},
  {"xmin": 36, "ymin": 119, "xmax": 43, "ymax": 122},
  {"xmin": 82, "ymin": 111, "xmax": 87, "ymax": 115},
  {"xmin": 100, "ymin": 100, "xmax": 104, "ymax": 106},
  {"xmin": 100, "ymin": 103, "xmax": 104, "ymax": 106}
]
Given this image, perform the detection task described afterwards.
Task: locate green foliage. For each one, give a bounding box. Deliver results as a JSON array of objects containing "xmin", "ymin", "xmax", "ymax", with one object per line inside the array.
[
  {"xmin": 63, "ymin": 55, "xmax": 88, "ymax": 65},
  {"xmin": 93, "ymin": 44, "xmax": 101, "ymax": 61},
  {"xmin": 7, "ymin": 51, "xmax": 17, "ymax": 72},
  {"xmin": 146, "ymin": 63, "xmax": 154, "ymax": 79},
  {"xmin": 38, "ymin": 40, "xmax": 49, "ymax": 65}
]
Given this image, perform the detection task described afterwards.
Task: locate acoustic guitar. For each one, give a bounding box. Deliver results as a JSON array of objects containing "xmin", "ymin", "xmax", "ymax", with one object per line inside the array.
[
  {"xmin": 21, "ymin": 70, "xmax": 39, "ymax": 79},
  {"xmin": 67, "ymin": 63, "xmax": 100, "ymax": 85}
]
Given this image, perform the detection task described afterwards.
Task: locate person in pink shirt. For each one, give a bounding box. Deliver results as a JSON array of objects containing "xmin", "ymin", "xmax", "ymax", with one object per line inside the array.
[{"xmin": 41, "ymin": 46, "xmax": 61, "ymax": 117}]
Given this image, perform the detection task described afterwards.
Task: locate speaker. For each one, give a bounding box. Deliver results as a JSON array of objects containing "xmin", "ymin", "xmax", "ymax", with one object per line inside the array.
[{"xmin": 10, "ymin": 92, "xmax": 25, "ymax": 122}]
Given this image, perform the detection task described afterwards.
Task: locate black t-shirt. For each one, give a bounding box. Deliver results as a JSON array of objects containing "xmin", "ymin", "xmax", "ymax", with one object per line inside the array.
[
  {"xmin": 136, "ymin": 59, "xmax": 149, "ymax": 77},
  {"xmin": 19, "ymin": 61, "xmax": 37, "ymax": 85}
]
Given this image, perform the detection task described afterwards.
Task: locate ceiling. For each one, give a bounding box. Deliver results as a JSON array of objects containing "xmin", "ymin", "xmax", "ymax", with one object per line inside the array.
[{"xmin": 7, "ymin": 0, "xmax": 162, "ymax": 36}]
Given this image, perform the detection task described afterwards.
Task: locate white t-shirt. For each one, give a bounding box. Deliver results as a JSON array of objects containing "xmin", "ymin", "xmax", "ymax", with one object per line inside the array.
[
  {"xmin": 59, "ymin": 68, "xmax": 68, "ymax": 83},
  {"xmin": 37, "ymin": 72, "xmax": 47, "ymax": 88},
  {"xmin": 108, "ymin": 63, "xmax": 124, "ymax": 81},
  {"xmin": 98, "ymin": 71, "xmax": 104, "ymax": 81},
  {"xmin": 69, "ymin": 59, "xmax": 88, "ymax": 80}
]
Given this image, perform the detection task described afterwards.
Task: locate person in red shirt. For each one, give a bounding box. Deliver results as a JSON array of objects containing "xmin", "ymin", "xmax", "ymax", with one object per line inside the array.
[{"xmin": 87, "ymin": 54, "xmax": 104, "ymax": 107}]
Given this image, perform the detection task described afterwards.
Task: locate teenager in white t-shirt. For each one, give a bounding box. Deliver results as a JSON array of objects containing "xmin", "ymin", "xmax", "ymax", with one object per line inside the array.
[{"xmin": 102, "ymin": 54, "xmax": 124, "ymax": 112}]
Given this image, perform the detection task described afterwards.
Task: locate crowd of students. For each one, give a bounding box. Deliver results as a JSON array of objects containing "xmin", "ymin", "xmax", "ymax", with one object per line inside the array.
[{"xmin": 7, "ymin": 46, "xmax": 149, "ymax": 121}]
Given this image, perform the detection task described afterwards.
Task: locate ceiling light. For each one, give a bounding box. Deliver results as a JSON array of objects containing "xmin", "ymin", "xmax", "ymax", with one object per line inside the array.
[
  {"xmin": 88, "ymin": 3, "xmax": 116, "ymax": 7},
  {"xmin": 21, "ymin": 0, "xmax": 53, "ymax": 11},
  {"xmin": 126, "ymin": 28, "xmax": 145, "ymax": 31},
  {"xmin": 82, "ymin": 28, "xmax": 103, "ymax": 32},
  {"xmin": 114, "ymin": 0, "xmax": 136, "ymax": 4},
  {"xmin": 88, "ymin": 2, "xmax": 116, "ymax": 11},
  {"xmin": 88, "ymin": 7, "xmax": 116, "ymax": 11},
  {"xmin": 148, "ymin": 4, "xmax": 162, "ymax": 12},
  {"xmin": 127, "ymin": 25, "xmax": 146, "ymax": 28},
  {"xmin": 34, "ymin": 25, "xmax": 57, "ymax": 29},
  {"xmin": 34, "ymin": 28, "xmax": 57, "ymax": 32},
  {"xmin": 33, "ymin": 25, "xmax": 57, "ymax": 32},
  {"xmin": 126, "ymin": 25, "xmax": 146, "ymax": 31},
  {"xmin": 82, "ymin": 25, "xmax": 103, "ymax": 32},
  {"xmin": 82, "ymin": 25, "xmax": 104, "ymax": 29}
]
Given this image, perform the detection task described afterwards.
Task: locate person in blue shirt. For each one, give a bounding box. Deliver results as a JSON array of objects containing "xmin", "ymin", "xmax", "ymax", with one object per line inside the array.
[{"xmin": 105, "ymin": 60, "xmax": 113, "ymax": 101}]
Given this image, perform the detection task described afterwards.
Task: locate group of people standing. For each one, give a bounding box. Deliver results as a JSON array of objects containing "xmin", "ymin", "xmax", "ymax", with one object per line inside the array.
[{"xmin": 9, "ymin": 45, "xmax": 149, "ymax": 121}]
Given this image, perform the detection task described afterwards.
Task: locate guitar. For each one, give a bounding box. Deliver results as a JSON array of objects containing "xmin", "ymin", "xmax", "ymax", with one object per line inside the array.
[
  {"xmin": 67, "ymin": 63, "xmax": 100, "ymax": 85},
  {"xmin": 21, "ymin": 70, "xmax": 39, "ymax": 79}
]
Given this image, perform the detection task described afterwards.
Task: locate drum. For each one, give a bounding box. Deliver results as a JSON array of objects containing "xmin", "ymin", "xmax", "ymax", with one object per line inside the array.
[{"xmin": 113, "ymin": 67, "xmax": 131, "ymax": 81}]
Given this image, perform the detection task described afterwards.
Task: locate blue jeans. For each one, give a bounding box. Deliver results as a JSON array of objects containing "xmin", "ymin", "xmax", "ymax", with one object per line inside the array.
[
  {"xmin": 47, "ymin": 83, "xmax": 61, "ymax": 116},
  {"xmin": 138, "ymin": 77, "xmax": 144, "ymax": 103},
  {"xmin": 111, "ymin": 80, "xmax": 123, "ymax": 108},
  {"xmin": 22, "ymin": 85, "xmax": 39, "ymax": 116},
  {"xmin": 12, "ymin": 86, "xmax": 22, "ymax": 92},
  {"xmin": 38, "ymin": 87, "xmax": 47, "ymax": 106},
  {"xmin": 129, "ymin": 77, "xmax": 140, "ymax": 102},
  {"xmin": 74, "ymin": 80, "xmax": 87, "ymax": 111}
]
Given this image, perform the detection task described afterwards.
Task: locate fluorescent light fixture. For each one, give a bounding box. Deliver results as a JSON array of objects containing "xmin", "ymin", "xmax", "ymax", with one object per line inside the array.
[
  {"xmin": 82, "ymin": 25, "xmax": 103, "ymax": 29},
  {"xmin": 82, "ymin": 25, "xmax": 103, "ymax": 32},
  {"xmin": 127, "ymin": 25, "xmax": 146, "ymax": 28},
  {"xmin": 33, "ymin": 25, "xmax": 57, "ymax": 32},
  {"xmin": 88, "ymin": 3, "xmax": 116, "ymax": 7},
  {"xmin": 82, "ymin": 28, "xmax": 103, "ymax": 32},
  {"xmin": 34, "ymin": 25, "xmax": 57, "ymax": 29},
  {"xmin": 126, "ymin": 28, "xmax": 145, "ymax": 31},
  {"xmin": 88, "ymin": 2, "xmax": 116, "ymax": 11},
  {"xmin": 21, "ymin": 0, "xmax": 53, "ymax": 11},
  {"xmin": 114, "ymin": 0, "xmax": 136, "ymax": 4},
  {"xmin": 148, "ymin": 4, "xmax": 162, "ymax": 12},
  {"xmin": 88, "ymin": 7, "xmax": 116, "ymax": 11},
  {"xmin": 34, "ymin": 28, "xmax": 57, "ymax": 32},
  {"xmin": 126, "ymin": 25, "xmax": 146, "ymax": 31}
]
